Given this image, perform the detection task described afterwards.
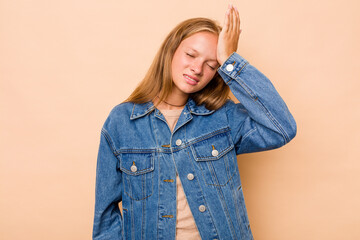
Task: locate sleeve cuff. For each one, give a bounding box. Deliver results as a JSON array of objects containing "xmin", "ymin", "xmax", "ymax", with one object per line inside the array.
[{"xmin": 217, "ymin": 52, "xmax": 249, "ymax": 83}]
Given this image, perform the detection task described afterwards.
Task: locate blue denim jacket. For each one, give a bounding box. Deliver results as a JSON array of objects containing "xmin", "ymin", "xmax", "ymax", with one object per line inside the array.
[{"xmin": 93, "ymin": 52, "xmax": 297, "ymax": 240}]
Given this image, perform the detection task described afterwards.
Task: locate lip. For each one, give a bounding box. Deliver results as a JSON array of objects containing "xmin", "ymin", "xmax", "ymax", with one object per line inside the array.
[{"xmin": 183, "ymin": 74, "xmax": 199, "ymax": 85}]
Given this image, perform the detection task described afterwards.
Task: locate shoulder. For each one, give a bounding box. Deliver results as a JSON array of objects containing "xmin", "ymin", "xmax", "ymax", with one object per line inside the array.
[
  {"xmin": 108, "ymin": 102, "xmax": 134, "ymax": 118},
  {"xmin": 220, "ymin": 99, "xmax": 248, "ymax": 122},
  {"xmin": 220, "ymin": 99, "xmax": 238, "ymax": 113},
  {"xmin": 102, "ymin": 102, "xmax": 134, "ymax": 130}
]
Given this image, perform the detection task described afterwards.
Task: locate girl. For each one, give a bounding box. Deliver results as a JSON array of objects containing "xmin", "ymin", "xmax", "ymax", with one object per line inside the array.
[{"xmin": 93, "ymin": 5, "xmax": 296, "ymax": 240}]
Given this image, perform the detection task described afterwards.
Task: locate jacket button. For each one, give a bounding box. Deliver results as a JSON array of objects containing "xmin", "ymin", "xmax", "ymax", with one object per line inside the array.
[
  {"xmin": 226, "ymin": 64, "xmax": 234, "ymax": 72},
  {"xmin": 176, "ymin": 139, "xmax": 182, "ymax": 146},
  {"xmin": 130, "ymin": 165, "xmax": 137, "ymax": 172},
  {"xmin": 211, "ymin": 149, "xmax": 219, "ymax": 157},
  {"xmin": 187, "ymin": 173, "xmax": 194, "ymax": 180},
  {"xmin": 199, "ymin": 205, "xmax": 206, "ymax": 212}
]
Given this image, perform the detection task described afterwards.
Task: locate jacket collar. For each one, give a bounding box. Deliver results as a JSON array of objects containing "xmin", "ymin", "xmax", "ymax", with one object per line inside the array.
[{"xmin": 130, "ymin": 98, "xmax": 215, "ymax": 120}]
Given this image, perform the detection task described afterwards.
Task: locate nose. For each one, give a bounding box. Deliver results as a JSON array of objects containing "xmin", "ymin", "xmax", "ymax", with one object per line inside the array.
[{"xmin": 190, "ymin": 60, "xmax": 203, "ymax": 75}]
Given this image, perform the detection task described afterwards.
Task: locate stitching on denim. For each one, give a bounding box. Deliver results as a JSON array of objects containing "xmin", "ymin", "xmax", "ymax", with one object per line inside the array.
[
  {"xmin": 130, "ymin": 103, "xmax": 136, "ymax": 120},
  {"xmin": 233, "ymin": 77, "xmax": 257, "ymax": 100},
  {"xmin": 186, "ymin": 150, "xmax": 220, "ymax": 239},
  {"xmin": 255, "ymin": 99, "xmax": 290, "ymax": 143},
  {"xmin": 188, "ymin": 127, "xmax": 230, "ymax": 145},
  {"xmin": 152, "ymin": 127, "xmax": 232, "ymax": 154},
  {"xmin": 131, "ymin": 107, "xmax": 156, "ymax": 120},
  {"xmin": 190, "ymin": 146, "xmax": 204, "ymax": 171},
  {"xmin": 238, "ymin": 187, "xmax": 252, "ymax": 237},
  {"xmin": 233, "ymin": 75, "xmax": 289, "ymax": 143},
  {"xmin": 190, "ymin": 146, "xmax": 236, "ymax": 187},
  {"xmin": 226, "ymin": 155, "xmax": 245, "ymax": 239},
  {"xmin": 122, "ymin": 153, "xmax": 154, "ymax": 201},
  {"xmin": 101, "ymin": 128, "xmax": 117, "ymax": 154},
  {"xmin": 189, "ymin": 110, "xmax": 215, "ymax": 115},
  {"xmin": 119, "ymin": 153, "xmax": 155, "ymax": 175},
  {"xmin": 191, "ymin": 131, "xmax": 234, "ymax": 161},
  {"xmin": 236, "ymin": 62, "xmax": 249, "ymax": 77},
  {"xmin": 141, "ymin": 176, "xmax": 146, "ymax": 240},
  {"xmin": 194, "ymin": 144, "xmax": 233, "ymax": 161},
  {"xmin": 224, "ymin": 61, "xmax": 249, "ymax": 85},
  {"xmin": 214, "ymin": 179, "xmax": 237, "ymax": 239},
  {"xmin": 124, "ymin": 183, "xmax": 154, "ymax": 201},
  {"xmin": 156, "ymin": 153, "xmax": 161, "ymax": 240},
  {"xmin": 207, "ymin": 160, "xmax": 218, "ymax": 186},
  {"xmin": 242, "ymin": 127, "xmax": 257, "ymax": 141},
  {"xmin": 203, "ymin": 167, "xmax": 235, "ymax": 187},
  {"xmin": 150, "ymin": 111, "xmax": 159, "ymax": 146},
  {"xmin": 130, "ymin": 187, "xmax": 135, "ymax": 240},
  {"xmin": 172, "ymin": 111, "xmax": 193, "ymax": 134},
  {"xmin": 119, "ymin": 149, "xmax": 156, "ymax": 153},
  {"xmin": 122, "ymin": 208, "xmax": 127, "ymax": 239},
  {"xmin": 230, "ymin": 177, "xmax": 243, "ymax": 238}
]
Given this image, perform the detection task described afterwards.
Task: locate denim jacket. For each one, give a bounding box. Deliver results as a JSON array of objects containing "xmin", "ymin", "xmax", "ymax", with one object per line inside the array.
[{"xmin": 93, "ymin": 52, "xmax": 297, "ymax": 240}]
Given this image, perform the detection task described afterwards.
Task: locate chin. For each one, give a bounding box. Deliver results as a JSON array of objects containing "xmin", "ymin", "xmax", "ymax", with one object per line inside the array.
[{"xmin": 179, "ymin": 86, "xmax": 200, "ymax": 95}]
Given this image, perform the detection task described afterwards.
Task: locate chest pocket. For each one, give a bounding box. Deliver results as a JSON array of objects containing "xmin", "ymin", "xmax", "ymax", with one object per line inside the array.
[
  {"xmin": 190, "ymin": 130, "xmax": 236, "ymax": 186},
  {"xmin": 119, "ymin": 151, "xmax": 155, "ymax": 200}
]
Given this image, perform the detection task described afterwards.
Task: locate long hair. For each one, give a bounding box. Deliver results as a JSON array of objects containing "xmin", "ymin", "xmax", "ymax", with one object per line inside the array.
[{"xmin": 125, "ymin": 17, "xmax": 230, "ymax": 110}]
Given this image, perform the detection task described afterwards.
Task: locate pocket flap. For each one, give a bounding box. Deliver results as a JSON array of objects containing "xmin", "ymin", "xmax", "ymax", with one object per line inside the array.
[
  {"xmin": 119, "ymin": 152, "xmax": 155, "ymax": 175},
  {"xmin": 192, "ymin": 131, "xmax": 234, "ymax": 161}
]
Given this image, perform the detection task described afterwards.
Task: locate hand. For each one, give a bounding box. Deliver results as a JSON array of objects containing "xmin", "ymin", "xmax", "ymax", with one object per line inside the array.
[{"xmin": 217, "ymin": 4, "xmax": 242, "ymax": 66}]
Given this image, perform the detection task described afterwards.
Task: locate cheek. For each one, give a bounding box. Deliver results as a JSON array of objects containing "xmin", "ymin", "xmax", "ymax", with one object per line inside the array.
[
  {"xmin": 205, "ymin": 71, "xmax": 216, "ymax": 83},
  {"xmin": 199, "ymin": 72, "xmax": 216, "ymax": 88},
  {"xmin": 172, "ymin": 57, "xmax": 186, "ymax": 75}
]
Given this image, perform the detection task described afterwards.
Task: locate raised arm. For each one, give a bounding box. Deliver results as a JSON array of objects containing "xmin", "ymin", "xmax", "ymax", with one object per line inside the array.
[{"xmin": 217, "ymin": 5, "xmax": 297, "ymax": 154}]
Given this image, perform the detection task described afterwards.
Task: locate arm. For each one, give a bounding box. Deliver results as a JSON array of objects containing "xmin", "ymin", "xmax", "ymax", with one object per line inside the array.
[
  {"xmin": 93, "ymin": 127, "xmax": 123, "ymax": 239},
  {"xmin": 217, "ymin": 5, "xmax": 296, "ymax": 154},
  {"xmin": 218, "ymin": 53, "xmax": 297, "ymax": 154}
]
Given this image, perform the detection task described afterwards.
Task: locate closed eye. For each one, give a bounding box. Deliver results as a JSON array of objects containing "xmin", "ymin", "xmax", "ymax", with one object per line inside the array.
[
  {"xmin": 207, "ymin": 64, "xmax": 216, "ymax": 70},
  {"xmin": 186, "ymin": 53, "xmax": 194, "ymax": 57}
]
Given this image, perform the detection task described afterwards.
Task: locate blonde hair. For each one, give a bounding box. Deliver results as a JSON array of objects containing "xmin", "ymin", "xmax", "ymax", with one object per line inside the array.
[{"xmin": 125, "ymin": 17, "xmax": 230, "ymax": 110}]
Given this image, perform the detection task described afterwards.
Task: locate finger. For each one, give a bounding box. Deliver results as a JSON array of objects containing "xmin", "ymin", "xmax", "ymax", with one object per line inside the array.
[
  {"xmin": 223, "ymin": 6, "xmax": 230, "ymax": 32},
  {"xmin": 230, "ymin": 6, "xmax": 236, "ymax": 33},
  {"xmin": 234, "ymin": 7, "xmax": 239, "ymax": 34},
  {"xmin": 234, "ymin": 6, "xmax": 241, "ymax": 33},
  {"xmin": 232, "ymin": 6, "xmax": 238, "ymax": 34},
  {"xmin": 229, "ymin": 5, "xmax": 234, "ymax": 33}
]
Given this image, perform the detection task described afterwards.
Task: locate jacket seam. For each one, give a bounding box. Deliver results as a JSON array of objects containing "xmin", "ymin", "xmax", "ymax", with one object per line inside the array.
[
  {"xmin": 186, "ymin": 150, "xmax": 220, "ymax": 239},
  {"xmin": 101, "ymin": 128, "xmax": 118, "ymax": 155},
  {"xmin": 225, "ymin": 62, "xmax": 249, "ymax": 84},
  {"xmin": 231, "ymin": 76, "xmax": 290, "ymax": 143}
]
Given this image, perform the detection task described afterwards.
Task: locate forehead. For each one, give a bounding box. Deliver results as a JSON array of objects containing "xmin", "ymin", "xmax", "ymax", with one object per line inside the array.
[{"xmin": 179, "ymin": 32, "xmax": 218, "ymax": 56}]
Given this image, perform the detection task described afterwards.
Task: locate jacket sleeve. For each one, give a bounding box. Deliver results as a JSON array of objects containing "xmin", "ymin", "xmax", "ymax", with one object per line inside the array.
[
  {"xmin": 217, "ymin": 52, "xmax": 297, "ymax": 154},
  {"xmin": 93, "ymin": 127, "xmax": 123, "ymax": 239}
]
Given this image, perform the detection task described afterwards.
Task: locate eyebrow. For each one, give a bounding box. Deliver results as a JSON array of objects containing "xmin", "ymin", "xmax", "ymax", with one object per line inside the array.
[{"xmin": 187, "ymin": 48, "xmax": 218, "ymax": 62}]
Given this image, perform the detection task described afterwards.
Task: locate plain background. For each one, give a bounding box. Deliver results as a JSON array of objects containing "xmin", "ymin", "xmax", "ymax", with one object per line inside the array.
[{"xmin": 1, "ymin": 0, "xmax": 359, "ymax": 239}]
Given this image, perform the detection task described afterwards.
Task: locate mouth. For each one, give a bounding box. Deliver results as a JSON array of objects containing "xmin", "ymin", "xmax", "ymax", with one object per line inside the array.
[{"xmin": 184, "ymin": 74, "xmax": 199, "ymax": 85}]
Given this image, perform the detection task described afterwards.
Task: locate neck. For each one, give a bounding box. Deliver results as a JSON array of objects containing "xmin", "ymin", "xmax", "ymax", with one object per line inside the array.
[{"xmin": 154, "ymin": 91, "xmax": 189, "ymax": 110}]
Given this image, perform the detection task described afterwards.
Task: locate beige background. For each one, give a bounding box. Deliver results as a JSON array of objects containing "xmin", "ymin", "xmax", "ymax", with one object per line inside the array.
[{"xmin": 1, "ymin": 0, "xmax": 359, "ymax": 239}]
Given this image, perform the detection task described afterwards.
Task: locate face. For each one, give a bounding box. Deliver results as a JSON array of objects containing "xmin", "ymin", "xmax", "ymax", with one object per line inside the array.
[{"xmin": 171, "ymin": 31, "xmax": 219, "ymax": 96}]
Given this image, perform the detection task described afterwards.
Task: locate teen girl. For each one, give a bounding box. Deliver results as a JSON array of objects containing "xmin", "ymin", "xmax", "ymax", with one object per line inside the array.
[{"xmin": 93, "ymin": 5, "xmax": 296, "ymax": 240}]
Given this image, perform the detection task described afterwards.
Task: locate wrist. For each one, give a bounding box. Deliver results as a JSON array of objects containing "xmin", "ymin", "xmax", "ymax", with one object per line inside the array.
[{"xmin": 218, "ymin": 52, "xmax": 235, "ymax": 66}]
